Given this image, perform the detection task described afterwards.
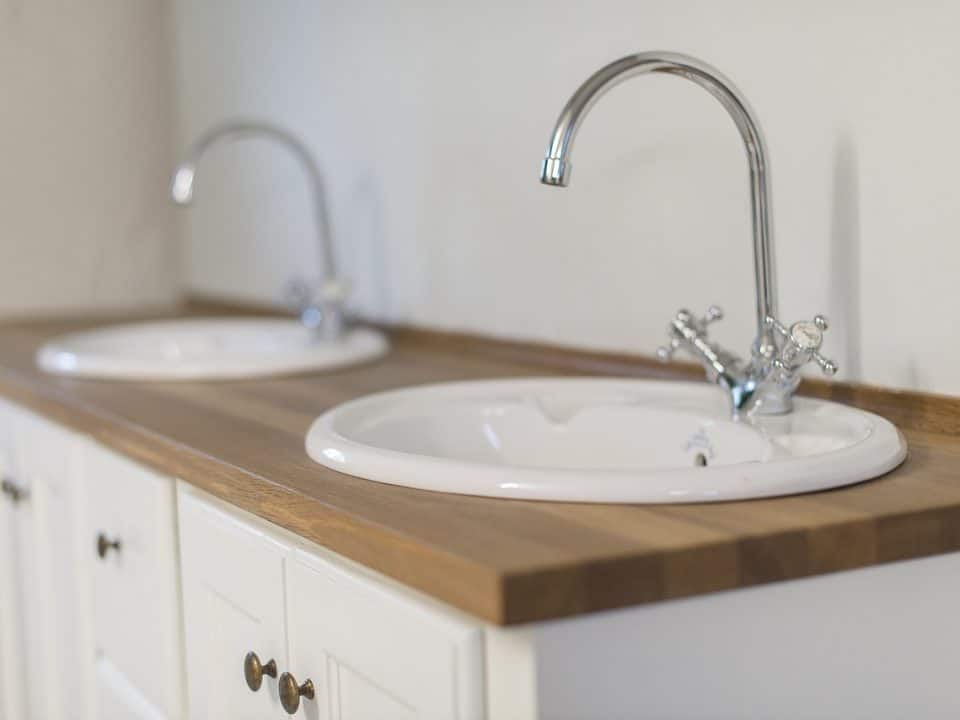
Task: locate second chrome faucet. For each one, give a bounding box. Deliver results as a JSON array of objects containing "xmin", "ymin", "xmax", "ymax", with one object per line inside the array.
[
  {"xmin": 171, "ymin": 121, "xmax": 346, "ymax": 341},
  {"xmin": 540, "ymin": 51, "xmax": 836, "ymax": 418}
]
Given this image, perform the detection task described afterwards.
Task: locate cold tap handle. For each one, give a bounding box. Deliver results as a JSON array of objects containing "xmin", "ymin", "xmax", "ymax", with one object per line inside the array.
[{"xmin": 765, "ymin": 314, "xmax": 837, "ymax": 377}]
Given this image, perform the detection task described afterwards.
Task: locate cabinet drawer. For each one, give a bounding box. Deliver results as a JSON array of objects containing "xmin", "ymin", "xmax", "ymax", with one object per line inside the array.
[{"xmin": 83, "ymin": 443, "xmax": 184, "ymax": 718}]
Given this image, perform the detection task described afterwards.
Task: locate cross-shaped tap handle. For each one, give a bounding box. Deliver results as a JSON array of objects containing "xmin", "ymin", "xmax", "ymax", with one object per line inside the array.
[
  {"xmin": 657, "ymin": 305, "xmax": 724, "ymax": 362},
  {"xmin": 765, "ymin": 314, "xmax": 838, "ymax": 376}
]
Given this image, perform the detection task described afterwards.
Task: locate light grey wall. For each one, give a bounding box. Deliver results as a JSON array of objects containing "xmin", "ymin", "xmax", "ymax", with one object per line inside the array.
[
  {"xmin": 172, "ymin": 1, "xmax": 958, "ymax": 394},
  {"xmin": 0, "ymin": 1, "xmax": 181, "ymax": 317}
]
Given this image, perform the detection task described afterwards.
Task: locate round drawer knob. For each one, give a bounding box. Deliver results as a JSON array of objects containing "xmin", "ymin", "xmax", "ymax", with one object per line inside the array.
[
  {"xmin": 243, "ymin": 651, "xmax": 277, "ymax": 692},
  {"xmin": 278, "ymin": 671, "xmax": 315, "ymax": 714},
  {"xmin": 96, "ymin": 533, "xmax": 122, "ymax": 559},
  {"xmin": 1, "ymin": 477, "xmax": 27, "ymax": 504}
]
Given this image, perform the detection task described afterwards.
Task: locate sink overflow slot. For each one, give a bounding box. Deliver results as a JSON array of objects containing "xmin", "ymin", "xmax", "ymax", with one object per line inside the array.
[{"xmin": 694, "ymin": 453, "xmax": 708, "ymax": 467}]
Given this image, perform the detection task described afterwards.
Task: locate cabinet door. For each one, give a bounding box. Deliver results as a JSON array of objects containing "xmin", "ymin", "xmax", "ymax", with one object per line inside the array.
[
  {"xmin": 17, "ymin": 410, "xmax": 97, "ymax": 720},
  {"xmin": 84, "ymin": 442, "xmax": 184, "ymax": 719},
  {"xmin": 286, "ymin": 548, "xmax": 485, "ymax": 720},
  {"xmin": 0, "ymin": 401, "xmax": 27, "ymax": 720},
  {"xmin": 178, "ymin": 490, "xmax": 289, "ymax": 719},
  {"xmin": 5, "ymin": 411, "xmax": 57, "ymax": 720},
  {"xmin": 1, "ymin": 408, "xmax": 97, "ymax": 720}
]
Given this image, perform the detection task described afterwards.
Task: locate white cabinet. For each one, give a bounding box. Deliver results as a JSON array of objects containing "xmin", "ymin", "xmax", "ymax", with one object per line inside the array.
[
  {"xmin": 19, "ymin": 410, "xmax": 97, "ymax": 720},
  {"xmin": 83, "ymin": 443, "xmax": 185, "ymax": 719},
  {"xmin": 178, "ymin": 489, "xmax": 290, "ymax": 719},
  {"xmin": 0, "ymin": 402, "xmax": 96, "ymax": 720},
  {"xmin": 7, "ymin": 394, "xmax": 960, "ymax": 720},
  {"xmin": 0, "ymin": 400, "xmax": 28, "ymax": 720},
  {"xmin": 178, "ymin": 488, "xmax": 485, "ymax": 720},
  {"xmin": 4, "ymin": 399, "xmax": 486, "ymax": 720},
  {"xmin": 0, "ymin": 399, "xmax": 185, "ymax": 720}
]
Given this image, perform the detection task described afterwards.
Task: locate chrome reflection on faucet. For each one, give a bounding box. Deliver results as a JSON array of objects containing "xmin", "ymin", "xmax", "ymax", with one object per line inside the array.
[
  {"xmin": 171, "ymin": 121, "xmax": 345, "ymax": 340},
  {"xmin": 539, "ymin": 51, "xmax": 836, "ymax": 417}
]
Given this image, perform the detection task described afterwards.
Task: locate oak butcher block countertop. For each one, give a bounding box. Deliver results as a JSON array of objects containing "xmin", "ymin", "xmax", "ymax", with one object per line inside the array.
[{"xmin": 1, "ymin": 306, "xmax": 959, "ymax": 625}]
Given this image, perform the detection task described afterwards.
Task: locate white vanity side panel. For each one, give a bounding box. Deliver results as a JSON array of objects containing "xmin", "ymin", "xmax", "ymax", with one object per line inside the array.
[
  {"xmin": 531, "ymin": 551, "xmax": 960, "ymax": 719},
  {"xmin": 0, "ymin": 400, "xmax": 27, "ymax": 720},
  {"xmin": 484, "ymin": 626, "xmax": 539, "ymax": 720}
]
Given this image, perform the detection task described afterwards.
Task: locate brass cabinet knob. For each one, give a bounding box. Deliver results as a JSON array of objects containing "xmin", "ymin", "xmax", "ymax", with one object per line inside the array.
[
  {"xmin": 278, "ymin": 671, "xmax": 315, "ymax": 714},
  {"xmin": 1, "ymin": 477, "xmax": 27, "ymax": 504},
  {"xmin": 96, "ymin": 533, "xmax": 122, "ymax": 559},
  {"xmin": 243, "ymin": 651, "xmax": 277, "ymax": 692}
]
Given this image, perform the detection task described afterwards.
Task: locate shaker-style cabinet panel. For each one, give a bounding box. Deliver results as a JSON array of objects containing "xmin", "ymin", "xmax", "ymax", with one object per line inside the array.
[
  {"xmin": 17, "ymin": 410, "xmax": 97, "ymax": 720},
  {"xmin": 0, "ymin": 403, "xmax": 96, "ymax": 720},
  {"xmin": 287, "ymin": 549, "xmax": 485, "ymax": 720},
  {"xmin": 82, "ymin": 442, "xmax": 185, "ymax": 719},
  {"xmin": 179, "ymin": 490, "xmax": 290, "ymax": 719},
  {"xmin": 177, "ymin": 487, "xmax": 485, "ymax": 720}
]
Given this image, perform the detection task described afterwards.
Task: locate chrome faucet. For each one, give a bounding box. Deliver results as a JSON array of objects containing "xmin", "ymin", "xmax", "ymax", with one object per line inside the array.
[
  {"xmin": 171, "ymin": 120, "xmax": 345, "ymax": 340},
  {"xmin": 540, "ymin": 51, "xmax": 836, "ymax": 417}
]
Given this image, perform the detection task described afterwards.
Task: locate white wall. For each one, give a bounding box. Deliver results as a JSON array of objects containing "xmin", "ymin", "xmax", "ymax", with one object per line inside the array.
[
  {"xmin": 172, "ymin": 1, "xmax": 959, "ymax": 395},
  {"xmin": 0, "ymin": 0, "xmax": 180, "ymax": 317}
]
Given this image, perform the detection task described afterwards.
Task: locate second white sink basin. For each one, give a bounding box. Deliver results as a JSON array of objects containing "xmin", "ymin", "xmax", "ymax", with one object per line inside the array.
[
  {"xmin": 306, "ymin": 378, "xmax": 906, "ymax": 503},
  {"xmin": 37, "ymin": 317, "xmax": 388, "ymax": 381}
]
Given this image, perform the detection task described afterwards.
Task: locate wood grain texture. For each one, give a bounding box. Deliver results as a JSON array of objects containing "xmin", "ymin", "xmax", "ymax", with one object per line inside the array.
[{"xmin": 0, "ymin": 309, "xmax": 958, "ymax": 625}]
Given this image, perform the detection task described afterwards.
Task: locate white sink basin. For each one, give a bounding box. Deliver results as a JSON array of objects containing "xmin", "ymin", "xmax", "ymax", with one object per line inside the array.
[
  {"xmin": 306, "ymin": 379, "xmax": 906, "ymax": 503},
  {"xmin": 37, "ymin": 317, "xmax": 388, "ymax": 381}
]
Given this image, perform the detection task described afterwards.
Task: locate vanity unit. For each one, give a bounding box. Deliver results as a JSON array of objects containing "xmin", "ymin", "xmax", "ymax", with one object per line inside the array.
[
  {"xmin": 1, "ymin": 317, "xmax": 960, "ymax": 718},
  {"xmin": 0, "ymin": 52, "xmax": 946, "ymax": 708}
]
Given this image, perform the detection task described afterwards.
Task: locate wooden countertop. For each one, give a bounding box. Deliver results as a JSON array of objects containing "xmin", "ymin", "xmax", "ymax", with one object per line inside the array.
[{"xmin": 1, "ymin": 309, "xmax": 959, "ymax": 625}]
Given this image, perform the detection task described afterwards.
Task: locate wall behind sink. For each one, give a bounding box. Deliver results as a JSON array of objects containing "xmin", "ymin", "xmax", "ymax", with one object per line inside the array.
[
  {"xmin": 172, "ymin": 1, "xmax": 958, "ymax": 395},
  {"xmin": 1, "ymin": 1, "xmax": 181, "ymax": 317}
]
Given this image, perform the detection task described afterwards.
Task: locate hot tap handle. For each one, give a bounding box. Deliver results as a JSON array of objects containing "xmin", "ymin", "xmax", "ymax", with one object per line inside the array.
[
  {"xmin": 765, "ymin": 314, "xmax": 837, "ymax": 376},
  {"xmin": 657, "ymin": 305, "xmax": 723, "ymax": 362}
]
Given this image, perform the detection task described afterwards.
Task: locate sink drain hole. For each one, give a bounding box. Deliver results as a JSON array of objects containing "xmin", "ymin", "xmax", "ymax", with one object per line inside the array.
[{"xmin": 694, "ymin": 453, "xmax": 708, "ymax": 467}]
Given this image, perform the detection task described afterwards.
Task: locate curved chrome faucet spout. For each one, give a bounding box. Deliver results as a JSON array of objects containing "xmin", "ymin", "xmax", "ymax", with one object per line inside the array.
[
  {"xmin": 540, "ymin": 52, "xmax": 838, "ymax": 417},
  {"xmin": 172, "ymin": 120, "xmax": 343, "ymax": 340},
  {"xmin": 540, "ymin": 51, "xmax": 776, "ymax": 358}
]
